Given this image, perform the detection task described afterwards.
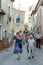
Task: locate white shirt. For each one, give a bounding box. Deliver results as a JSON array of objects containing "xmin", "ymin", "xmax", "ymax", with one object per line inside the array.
[
  {"xmin": 35, "ymin": 33, "xmax": 41, "ymax": 39},
  {"xmin": 14, "ymin": 32, "xmax": 16, "ymax": 36},
  {"xmin": 19, "ymin": 32, "xmax": 23, "ymax": 37},
  {"xmin": 28, "ymin": 39, "xmax": 35, "ymax": 46}
]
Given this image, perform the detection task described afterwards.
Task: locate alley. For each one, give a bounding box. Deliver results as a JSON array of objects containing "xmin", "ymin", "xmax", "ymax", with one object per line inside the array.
[
  {"xmin": 0, "ymin": 0, "xmax": 43, "ymax": 65},
  {"xmin": 0, "ymin": 44, "xmax": 43, "ymax": 65}
]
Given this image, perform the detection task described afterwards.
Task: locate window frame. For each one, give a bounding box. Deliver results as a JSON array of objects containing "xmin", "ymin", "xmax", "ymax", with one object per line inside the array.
[{"xmin": 0, "ymin": 24, "xmax": 2, "ymax": 40}]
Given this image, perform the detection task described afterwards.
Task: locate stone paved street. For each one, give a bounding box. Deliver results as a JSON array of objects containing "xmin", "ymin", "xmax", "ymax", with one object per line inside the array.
[
  {"xmin": 0, "ymin": 0, "xmax": 43, "ymax": 65},
  {"xmin": 0, "ymin": 44, "xmax": 43, "ymax": 65}
]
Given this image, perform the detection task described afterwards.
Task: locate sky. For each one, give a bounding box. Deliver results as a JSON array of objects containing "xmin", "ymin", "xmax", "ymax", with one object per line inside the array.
[{"xmin": 13, "ymin": 0, "xmax": 38, "ymax": 23}]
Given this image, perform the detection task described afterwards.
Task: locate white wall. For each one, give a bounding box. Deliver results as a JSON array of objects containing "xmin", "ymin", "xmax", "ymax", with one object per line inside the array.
[
  {"xmin": 34, "ymin": 6, "xmax": 43, "ymax": 35},
  {"xmin": 41, "ymin": 6, "xmax": 43, "ymax": 35},
  {"xmin": 0, "ymin": 0, "xmax": 13, "ymax": 38}
]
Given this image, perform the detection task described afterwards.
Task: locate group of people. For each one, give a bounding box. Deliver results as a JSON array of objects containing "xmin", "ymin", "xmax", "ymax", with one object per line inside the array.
[{"xmin": 13, "ymin": 30, "xmax": 42, "ymax": 60}]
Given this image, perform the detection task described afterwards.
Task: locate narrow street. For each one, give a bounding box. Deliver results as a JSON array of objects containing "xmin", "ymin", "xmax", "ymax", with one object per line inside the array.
[
  {"xmin": 0, "ymin": 0, "xmax": 43, "ymax": 65},
  {"xmin": 0, "ymin": 44, "xmax": 43, "ymax": 65}
]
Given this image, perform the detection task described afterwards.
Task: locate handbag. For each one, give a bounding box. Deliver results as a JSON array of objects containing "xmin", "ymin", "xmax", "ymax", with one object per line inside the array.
[{"xmin": 19, "ymin": 43, "xmax": 22, "ymax": 48}]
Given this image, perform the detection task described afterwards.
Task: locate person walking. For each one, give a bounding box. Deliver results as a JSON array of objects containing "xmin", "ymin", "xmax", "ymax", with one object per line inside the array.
[
  {"xmin": 27, "ymin": 35, "xmax": 36, "ymax": 59},
  {"xmin": 14, "ymin": 32, "xmax": 23, "ymax": 60},
  {"xmin": 35, "ymin": 32, "xmax": 41, "ymax": 49}
]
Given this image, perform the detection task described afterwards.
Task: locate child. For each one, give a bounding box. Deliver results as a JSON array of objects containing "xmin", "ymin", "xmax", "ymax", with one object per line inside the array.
[
  {"xmin": 27, "ymin": 35, "xmax": 36, "ymax": 59},
  {"xmin": 14, "ymin": 32, "xmax": 23, "ymax": 60}
]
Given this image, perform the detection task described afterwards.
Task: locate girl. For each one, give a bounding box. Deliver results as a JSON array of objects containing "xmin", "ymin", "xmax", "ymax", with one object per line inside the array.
[{"xmin": 27, "ymin": 35, "xmax": 36, "ymax": 59}]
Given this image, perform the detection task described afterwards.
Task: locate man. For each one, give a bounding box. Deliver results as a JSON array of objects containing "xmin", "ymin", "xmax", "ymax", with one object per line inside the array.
[{"xmin": 35, "ymin": 32, "xmax": 41, "ymax": 49}]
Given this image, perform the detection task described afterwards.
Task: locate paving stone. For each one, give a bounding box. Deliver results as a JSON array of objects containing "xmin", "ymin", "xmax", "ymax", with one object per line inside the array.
[{"xmin": 0, "ymin": 44, "xmax": 43, "ymax": 65}]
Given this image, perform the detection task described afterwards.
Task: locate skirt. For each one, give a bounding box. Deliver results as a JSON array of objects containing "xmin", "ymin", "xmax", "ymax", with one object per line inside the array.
[{"xmin": 14, "ymin": 43, "xmax": 22, "ymax": 54}]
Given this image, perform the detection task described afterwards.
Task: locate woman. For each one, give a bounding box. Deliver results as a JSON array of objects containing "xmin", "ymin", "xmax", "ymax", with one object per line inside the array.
[{"xmin": 14, "ymin": 32, "xmax": 23, "ymax": 60}]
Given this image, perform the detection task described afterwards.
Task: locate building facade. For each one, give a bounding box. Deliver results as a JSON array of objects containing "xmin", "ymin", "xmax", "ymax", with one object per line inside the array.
[
  {"xmin": 0, "ymin": 0, "xmax": 14, "ymax": 50},
  {"xmin": 31, "ymin": 0, "xmax": 43, "ymax": 35},
  {"xmin": 12, "ymin": 9, "xmax": 25, "ymax": 32}
]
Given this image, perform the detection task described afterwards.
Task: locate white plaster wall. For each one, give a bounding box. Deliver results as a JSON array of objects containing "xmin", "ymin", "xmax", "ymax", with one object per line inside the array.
[
  {"xmin": 1, "ymin": 0, "xmax": 13, "ymax": 38},
  {"xmin": 41, "ymin": 6, "xmax": 43, "ymax": 35},
  {"xmin": 1, "ymin": 0, "xmax": 7, "ymax": 37},
  {"xmin": 1, "ymin": 0, "xmax": 7, "ymax": 12},
  {"xmin": 34, "ymin": 6, "xmax": 43, "ymax": 35}
]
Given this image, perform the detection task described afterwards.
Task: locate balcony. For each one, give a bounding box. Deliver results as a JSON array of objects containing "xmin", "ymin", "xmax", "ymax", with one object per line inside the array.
[
  {"xmin": 0, "ymin": 9, "xmax": 5, "ymax": 15},
  {"xmin": 10, "ymin": 0, "xmax": 14, "ymax": 2},
  {"xmin": 8, "ymin": 16, "xmax": 12, "ymax": 21}
]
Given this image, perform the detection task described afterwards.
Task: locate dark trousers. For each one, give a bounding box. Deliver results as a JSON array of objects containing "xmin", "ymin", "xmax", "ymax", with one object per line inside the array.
[
  {"xmin": 27, "ymin": 45, "xmax": 29, "ymax": 53},
  {"xmin": 36, "ymin": 39, "xmax": 41, "ymax": 48}
]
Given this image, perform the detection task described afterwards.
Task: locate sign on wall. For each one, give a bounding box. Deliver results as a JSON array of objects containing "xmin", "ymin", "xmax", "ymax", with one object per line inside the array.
[
  {"xmin": 16, "ymin": 17, "xmax": 21, "ymax": 27},
  {"xmin": 16, "ymin": 18, "xmax": 20, "ymax": 23}
]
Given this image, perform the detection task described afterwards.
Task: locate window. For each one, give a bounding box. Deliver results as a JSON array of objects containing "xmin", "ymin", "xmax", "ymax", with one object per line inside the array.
[{"xmin": 0, "ymin": 24, "xmax": 2, "ymax": 40}]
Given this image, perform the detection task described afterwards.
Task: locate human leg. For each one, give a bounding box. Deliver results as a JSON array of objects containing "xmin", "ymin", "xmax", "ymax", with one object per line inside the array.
[
  {"xmin": 17, "ymin": 53, "xmax": 20, "ymax": 60},
  {"xmin": 39, "ymin": 39, "xmax": 41, "ymax": 49},
  {"xmin": 31, "ymin": 46, "xmax": 34, "ymax": 58},
  {"xmin": 28, "ymin": 46, "xmax": 31, "ymax": 59},
  {"xmin": 36, "ymin": 39, "xmax": 38, "ymax": 48}
]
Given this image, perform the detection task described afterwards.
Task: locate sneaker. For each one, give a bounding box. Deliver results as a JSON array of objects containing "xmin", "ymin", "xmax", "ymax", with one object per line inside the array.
[
  {"xmin": 39, "ymin": 47, "xmax": 41, "ymax": 49},
  {"xmin": 17, "ymin": 58, "xmax": 20, "ymax": 60},
  {"xmin": 32, "ymin": 56, "xmax": 34, "ymax": 58},
  {"xmin": 28, "ymin": 57, "xmax": 31, "ymax": 59}
]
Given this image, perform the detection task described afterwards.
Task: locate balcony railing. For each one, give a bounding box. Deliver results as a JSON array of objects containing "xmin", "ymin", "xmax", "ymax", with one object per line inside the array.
[
  {"xmin": 10, "ymin": 0, "xmax": 14, "ymax": 2},
  {"xmin": 0, "ymin": 9, "xmax": 5, "ymax": 15}
]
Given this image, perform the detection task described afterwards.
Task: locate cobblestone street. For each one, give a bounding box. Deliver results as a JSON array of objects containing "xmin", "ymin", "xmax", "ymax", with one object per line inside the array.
[
  {"xmin": 0, "ymin": 0, "xmax": 43, "ymax": 65},
  {"xmin": 0, "ymin": 44, "xmax": 43, "ymax": 65}
]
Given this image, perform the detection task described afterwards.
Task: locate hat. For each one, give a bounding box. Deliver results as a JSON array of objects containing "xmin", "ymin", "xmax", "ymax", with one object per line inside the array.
[
  {"xmin": 30, "ymin": 35, "xmax": 33, "ymax": 38},
  {"xmin": 16, "ymin": 32, "xmax": 19, "ymax": 34}
]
